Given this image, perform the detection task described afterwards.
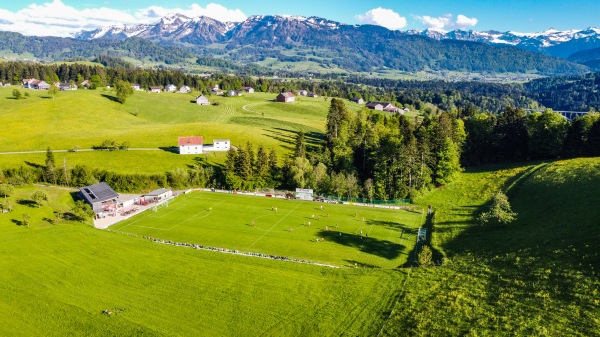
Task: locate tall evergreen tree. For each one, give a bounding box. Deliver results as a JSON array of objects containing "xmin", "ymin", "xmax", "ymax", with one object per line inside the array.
[
  {"xmin": 44, "ymin": 147, "xmax": 56, "ymax": 184},
  {"xmin": 294, "ymin": 132, "xmax": 306, "ymax": 159}
]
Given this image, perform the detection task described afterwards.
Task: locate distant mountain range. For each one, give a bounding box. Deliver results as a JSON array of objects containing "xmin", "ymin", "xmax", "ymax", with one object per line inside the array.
[
  {"xmin": 408, "ymin": 27, "xmax": 600, "ymax": 59},
  {"xmin": 76, "ymin": 14, "xmax": 600, "ymax": 60},
  {"xmin": 2, "ymin": 13, "xmax": 598, "ymax": 76}
]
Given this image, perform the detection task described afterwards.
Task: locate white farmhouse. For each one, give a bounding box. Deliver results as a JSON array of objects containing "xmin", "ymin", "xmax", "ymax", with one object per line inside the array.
[{"xmin": 178, "ymin": 136, "xmax": 204, "ymax": 154}]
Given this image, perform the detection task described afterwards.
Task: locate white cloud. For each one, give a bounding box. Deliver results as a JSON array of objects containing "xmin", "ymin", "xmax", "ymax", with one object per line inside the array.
[
  {"xmin": 356, "ymin": 7, "xmax": 407, "ymax": 30},
  {"xmin": 415, "ymin": 13, "xmax": 478, "ymax": 30},
  {"xmin": 415, "ymin": 14, "xmax": 452, "ymax": 30},
  {"xmin": 0, "ymin": 0, "xmax": 247, "ymax": 37},
  {"xmin": 455, "ymin": 14, "xmax": 478, "ymax": 29}
]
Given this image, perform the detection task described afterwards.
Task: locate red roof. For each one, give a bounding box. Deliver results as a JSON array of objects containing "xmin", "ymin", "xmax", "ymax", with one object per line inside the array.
[
  {"xmin": 279, "ymin": 92, "xmax": 295, "ymax": 98},
  {"xmin": 178, "ymin": 136, "xmax": 203, "ymax": 146}
]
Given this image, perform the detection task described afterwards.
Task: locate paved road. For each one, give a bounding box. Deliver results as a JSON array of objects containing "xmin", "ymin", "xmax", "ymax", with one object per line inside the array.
[{"xmin": 0, "ymin": 148, "xmax": 178, "ymax": 155}]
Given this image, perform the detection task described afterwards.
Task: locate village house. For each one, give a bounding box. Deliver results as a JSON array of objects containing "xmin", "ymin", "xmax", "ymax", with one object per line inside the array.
[
  {"xmin": 179, "ymin": 85, "xmax": 191, "ymax": 93},
  {"xmin": 79, "ymin": 182, "xmax": 119, "ymax": 218},
  {"xmin": 178, "ymin": 136, "xmax": 204, "ymax": 154},
  {"xmin": 59, "ymin": 82, "xmax": 77, "ymax": 91},
  {"xmin": 131, "ymin": 83, "xmax": 141, "ymax": 91},
  {"xmin": 166, "ymin": 84, "xmax": 177, "ymax": 92},
  {"xmin": 244, "ymin": 86, "xmax": 255, "ymax": 93},
  {"xmin": 196, "ymin": 95, "xmax": 210, "ymax": 105},
  {"xmin": 36, "ymin": 81, "xmax": 50, "ymax": 90},
  {"xmin": 276, "ymin": 92, "xmax": 295, "ymax": 103},
  {"xmin": 350, "ymin": 97, "xmax": 365, "ymax": 104},
  {"xmin": 365, "ymin": 101, "xmax": 402, "ymax": 113},
  {"xmin": 211, "ymin": 84, "xmax": 224, "ymax": 95},
  {"xmin": 296, "ymin": 89, "xmax": 308, "ymax": 96},
  {"xmin": 227, "ymin": 89, "xmax": 243, "ymax": 97},
  {"xmin": 149, "ymin": 86, "xmax": 162, "ymax": 93},
  {"xmin": 308, "ymin": 92, "xmax": 319, "ymax": 98},
  {"xmin": 80, "ymin": 80, "xmax": 90, "ymax": 89}
]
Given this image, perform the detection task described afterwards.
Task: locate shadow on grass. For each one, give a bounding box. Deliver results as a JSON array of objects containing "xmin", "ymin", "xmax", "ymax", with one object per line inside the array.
[
  {"xmin": 17, "ymin": 199, "xmax": 37, "ymax": 207},
  {"xmin": 316, "ymin": 230, "xmax": 406, "ymax": 260},
  {"xmin": 11, "ymin": 219, "xmax": 23, "ymax": 226},
  {"xmin": 101, "ymin": 94, "xmax": 121, "ymax": 103},
  {"xmin": 24, "ymin": 161, "xmax": 45, "ymax": 170},
  {"xmin": 159, "ymin": 146, "xmax": 179, "ymax": 153}
]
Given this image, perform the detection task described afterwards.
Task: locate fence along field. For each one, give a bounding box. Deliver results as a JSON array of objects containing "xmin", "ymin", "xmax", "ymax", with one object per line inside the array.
[{"xmin": 111, "ymin": 191, "xmax": 424, "ymax": 268}]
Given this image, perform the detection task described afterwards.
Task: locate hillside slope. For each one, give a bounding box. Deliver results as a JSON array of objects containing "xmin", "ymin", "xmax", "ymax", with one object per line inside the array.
[{"xmin": 383, "ymin": 159, "xmax": 600, "ymax": 336}]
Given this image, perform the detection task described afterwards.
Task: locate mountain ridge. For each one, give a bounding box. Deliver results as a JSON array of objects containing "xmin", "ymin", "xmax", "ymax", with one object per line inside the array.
[{"xmin": 75, "ymin": 14, "xmax": 600, "ymax": 59}]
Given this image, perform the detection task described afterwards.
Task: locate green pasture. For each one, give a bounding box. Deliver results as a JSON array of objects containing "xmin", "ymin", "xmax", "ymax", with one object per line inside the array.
[
  {"xmin": 111, "ymin": 191, "xmax": 424, "ymax": 268},
  {"xmin": 0, "ymin": 150, "xmax": 226, "ymax": 175},
  {"xmin": 383, "ymin": 158, "xmax": 600, "ymax": 336},
  {"xmin": 0, "ymin": 186, "xmax": 405, "ymax": 336},
  {"xmin": 0, "ymin": 86, "xmax": 366, "ymax": 172}
]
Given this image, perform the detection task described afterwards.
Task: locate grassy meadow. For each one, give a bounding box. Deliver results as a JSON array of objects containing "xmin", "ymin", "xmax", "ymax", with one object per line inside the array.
[
  {"xmin": 110, "ymin": 191, "xmax": 424, "ymax": 268},
  {"xmin": 383, "ymin": 158, "xmax": 600, "ymax": 336},
  {"xmin": 0, "ymin": 86, "xmax": 368, "ymax": 173}
]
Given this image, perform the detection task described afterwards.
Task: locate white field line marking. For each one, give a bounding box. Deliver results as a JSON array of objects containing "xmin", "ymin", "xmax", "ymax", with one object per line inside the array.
[{"xmin": 248, "ymin": 201, "xmax": 304, "ymax": 249}]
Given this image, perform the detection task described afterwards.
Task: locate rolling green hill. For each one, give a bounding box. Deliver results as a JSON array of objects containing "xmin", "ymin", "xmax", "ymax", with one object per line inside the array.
[
  {"xmin": 384, "ymin": 158, "xmax": 600, "ymax": 336},
  {"xmin": 0, "ymin": 86, "xmax": 367, "ymax": 173}
]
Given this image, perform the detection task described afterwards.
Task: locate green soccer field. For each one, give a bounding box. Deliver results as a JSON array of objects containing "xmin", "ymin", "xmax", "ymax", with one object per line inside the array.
[{"xmin": 111, "ymin": 191, "xmax": 425, "ymax": 268}]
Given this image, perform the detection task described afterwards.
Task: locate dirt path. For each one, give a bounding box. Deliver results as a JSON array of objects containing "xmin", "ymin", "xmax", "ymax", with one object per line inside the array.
[{"xmin": 0, "ymin": 148, "xmax": 177, "ymax": 155}]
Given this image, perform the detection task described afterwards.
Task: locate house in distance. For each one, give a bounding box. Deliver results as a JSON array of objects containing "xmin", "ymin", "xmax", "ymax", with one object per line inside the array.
[
  {"xmin": 196, "ymin": 95, "xmax": 210, "ymax": 105},
  {"xmin": 276, "ymin": 92, "xmax": 295, "ymax": 103},
  {"xmin": 350, "ymin": 97, "xmax": 365, "ymax": 104}
]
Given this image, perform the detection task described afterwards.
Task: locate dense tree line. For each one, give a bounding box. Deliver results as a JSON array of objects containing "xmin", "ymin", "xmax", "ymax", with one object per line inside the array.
[
  {"xmin": 462, "ymin": 108, "xmax": 600, "ymax": 165},
  {"xmin": 224, "ymin": 98, "xmax": 465, "ymax": 199},
  {"xmin": 524, "ymin": 72, "xmax": 600, "ymax": 111}
]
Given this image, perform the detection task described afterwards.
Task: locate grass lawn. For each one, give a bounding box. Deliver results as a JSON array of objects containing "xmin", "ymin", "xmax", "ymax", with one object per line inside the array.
[
  {"xmin": 0, "ymin": 186, "xmax": 406, "ymax": 336},
  {"xmin": 111, "ymin": 191, "xmax": 424, "ymax": 268}
]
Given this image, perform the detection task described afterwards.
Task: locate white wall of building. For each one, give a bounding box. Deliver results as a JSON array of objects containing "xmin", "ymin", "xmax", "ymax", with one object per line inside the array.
[{"xmin": 179, "ymin": 145, "xmax": 203, "ymax": 154}]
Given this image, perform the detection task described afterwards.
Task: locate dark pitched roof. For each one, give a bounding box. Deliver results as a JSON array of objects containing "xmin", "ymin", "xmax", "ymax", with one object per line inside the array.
[
  {"xmin": 178, "ymin": 136, "xmax": 203, "ymax": 146},
  {"xmin": 79, "ymin": 182, "xmax": 118, "ymax": 204}
]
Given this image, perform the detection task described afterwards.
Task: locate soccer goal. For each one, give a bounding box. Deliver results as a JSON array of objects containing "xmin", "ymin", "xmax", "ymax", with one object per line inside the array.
[{"xmin": 152, "ymin": 198, "xmax": 170, "ymax": 212}]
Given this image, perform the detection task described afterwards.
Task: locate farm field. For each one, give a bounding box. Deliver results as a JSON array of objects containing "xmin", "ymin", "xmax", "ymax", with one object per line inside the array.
[
  {"xmin": 0, "ymin": 86, "xmax": 371, "ymax": 172},
  {"xmin": 111, "ymin": 191, "xmax": 424, "ymax": 268}
]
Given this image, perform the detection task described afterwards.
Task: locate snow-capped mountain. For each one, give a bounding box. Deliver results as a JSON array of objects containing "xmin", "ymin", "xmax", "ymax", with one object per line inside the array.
[
  {"xmin": 76, "ymin": 13, "xmax": 232, "ymax": 44},
  {"xmin": 74, "ymin": 13, "xmax": 600, "ymax": 62},
  {"xmin": 407, "ymin": 27, "xmax": 600, "ymax": 57}
]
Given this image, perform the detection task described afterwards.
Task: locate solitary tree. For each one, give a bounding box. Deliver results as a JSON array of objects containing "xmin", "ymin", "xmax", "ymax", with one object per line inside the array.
[
  {"xmin": 45, "ymin": 147, "xmax": 57, "ymax": 184},
  {"xmin": 115, "ymin": 80, "xmax": 134, "ymax": 103},
  {"xmin": 12, "ymin": 89, "xmax": 22, "ymax": 100},
  {"xmin": 0, "ymin": 184, "xmax": 14, "ymax": 198},
  {"xmin": 22, "ymin": 213, "xmax": 30, "ymax": 228},
  {"xmin": 32, "ymin": 190, "xmax": 49, "ymax": 208},
  {"xmin": 0, "ymin": 200, "xmax": 14, "ymax": 213},
  {"xmin": 479, "ymin": 191, "xmax": 517, "ymax": 226},
  {"xmin": 48, "ymin": 84, "xmax": 59, "ymax": 100}
]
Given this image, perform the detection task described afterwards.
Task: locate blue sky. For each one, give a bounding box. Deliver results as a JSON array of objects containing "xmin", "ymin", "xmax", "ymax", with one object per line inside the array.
[{"xmin": 0, "ymin": 0, "xmax": 598, "ymax": 37}]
